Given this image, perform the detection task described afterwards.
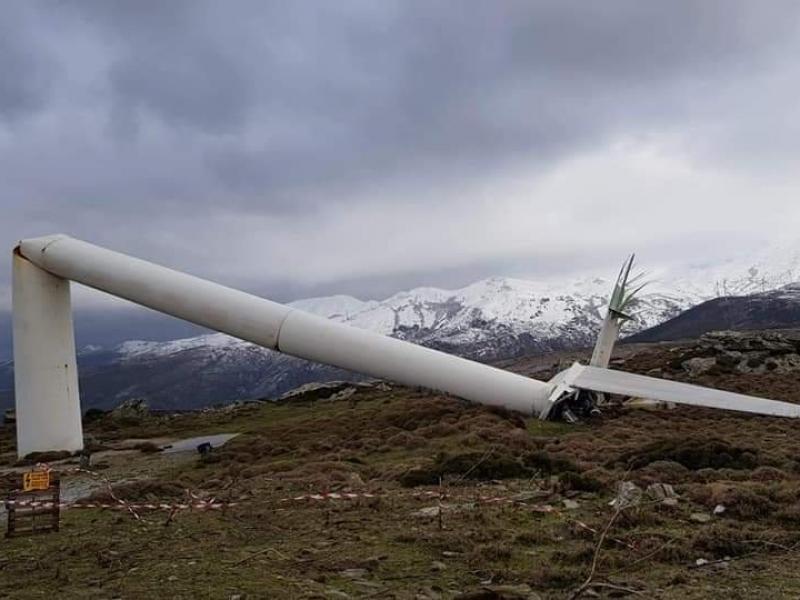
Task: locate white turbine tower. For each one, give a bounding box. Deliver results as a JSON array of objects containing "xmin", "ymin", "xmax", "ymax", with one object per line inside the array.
[{"xmin": 11, "ymin": 235, "xmax": 800, "ymax": 457}]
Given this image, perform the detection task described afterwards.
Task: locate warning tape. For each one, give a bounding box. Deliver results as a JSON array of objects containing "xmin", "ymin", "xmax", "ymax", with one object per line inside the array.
[
  {"xmin": 280, "ymin": 489, "xmax": 557, "ymax": 508},
  {"xmin": 9, "ymin": 464, "xmax": 619, "ymax": 547},
  {"xmin": 280, "ymin": 492, "xmax": 377, "ymax": 502},
  {"xmin": 5, "ymin": 499, "xmax": 236, "ymax": 511},
  {"xmin": 6, "ymin": 463, "xmax": 232, "ymax": 517}
]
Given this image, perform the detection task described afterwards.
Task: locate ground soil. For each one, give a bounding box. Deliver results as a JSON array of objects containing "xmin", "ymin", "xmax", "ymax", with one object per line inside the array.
[{"xmin": 2, "ymin": 335, "xmax": 800, "ymax": 599}]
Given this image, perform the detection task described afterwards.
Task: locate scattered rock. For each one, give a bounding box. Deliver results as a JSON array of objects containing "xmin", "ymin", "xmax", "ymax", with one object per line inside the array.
[
  {"xmin": 510, "ymin": 490, "xmax": 546, "ymax": 503},
  {"xmin": 713, "ymin": 504, "xmax": 726, "ymax": 515},
  {"xmin": 690, "ymin": 512, "xmax": 712, "ymax": 523},
  {"xmin": 682, "ymin": 357, "xmax": 716, "ymax": 377},
  {"xmin": 329, "ymin": 388, "xmax": 357, "ymax": 401},
  {"xmin": 347, "ymin": 472, "xmax": 365, "ymax": 487},
  {"xmin": 431, "ymin": 560, "xmax": 447, "ymax": 571},
  {"xmin": 662, "ymin": 497, "xmax": 679, "ymax": 508},
  {"xmin": 278, "ymin": 381, "xmax": 376, "ymax": 403},
  {"xmin": 562, "ymin": 499, "xmax": 579, "ymax": 510},
  {"xmin": 610, "ymin": 481, "xmax": 642, "ymax": 509},
  {"xmin": 695, "ymin": 556, "xmax": 730, "ymax": 570},
  {"xmin": 412, "ymin": 502, "xmax": 477, "ymax": 518},
  {"xmin": 646, "ymin": 482, "xmax": 678, "ymax": 501},
  {"xmin": 412, "ymin": 506, "xmax": 442, "ymax": 518},
  {"xmin": 111, "ymin": 398, "xmax": 149, "ymax": 422},
  {"xmin": 339, "ymin": 568, "xmax": 368, "ymax": 579},
  {"xmin": 219, "ymin": 400, "xmax": 262, "ymax": 414}
]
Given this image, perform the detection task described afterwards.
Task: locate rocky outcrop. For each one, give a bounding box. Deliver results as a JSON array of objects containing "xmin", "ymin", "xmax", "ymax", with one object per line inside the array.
[
  {"xmin": 276, "ymin": 380, "xmax": 386, "ymax": 403},
  {"xmin": 676, "ymin": 331, "xmax": 800, "ymax": 377},
  {"xmin": 110, "ymin": 398, "xmax": 150, "ymax": 421}
]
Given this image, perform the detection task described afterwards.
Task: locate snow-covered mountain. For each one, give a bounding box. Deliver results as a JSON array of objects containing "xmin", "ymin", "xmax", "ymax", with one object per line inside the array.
[
  {"xmin": 285, "ymin": 276, "xmax": 691, "ymax": 359},
  {"xmin": 3, "ymin": 238, "xmax": 800, "ymax": 411},
  {"xmin": 108, "ymin": 275, "xmax": 690, "ymax": 365}
]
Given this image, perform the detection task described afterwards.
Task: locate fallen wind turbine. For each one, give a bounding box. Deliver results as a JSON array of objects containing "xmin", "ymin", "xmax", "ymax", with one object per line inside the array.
[{"xmin": 11, "ymin": 234, "xmax": 800, "ymax": 457}]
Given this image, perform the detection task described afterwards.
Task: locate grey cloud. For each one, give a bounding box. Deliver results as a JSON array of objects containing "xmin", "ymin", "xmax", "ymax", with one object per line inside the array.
[
  {"xmin": 0, "ymin": 4, "xmax": 53, "ymax": 119},
  {"xmin": 108, "ymin": 44, "xmax": 253, "ymax": 137},
  {"xmin": 1, "ymin": 1, "xmax": 800, "ymax": 318}
]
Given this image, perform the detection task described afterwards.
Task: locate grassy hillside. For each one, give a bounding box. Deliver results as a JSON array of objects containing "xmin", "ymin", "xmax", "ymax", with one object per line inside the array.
[{"xmin": 2, "ymin": 336, "xmax": 800, "ymax": 598}]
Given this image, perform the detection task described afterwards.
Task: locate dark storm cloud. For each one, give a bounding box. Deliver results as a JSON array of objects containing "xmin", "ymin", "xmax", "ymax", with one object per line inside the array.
[
  {"xmin": 34, "ymin": 0, "xmax": 800, "ymax": 207},
  {"xmin": 1, "ymin": 0, "xmax": 800, "ymax": 318}
]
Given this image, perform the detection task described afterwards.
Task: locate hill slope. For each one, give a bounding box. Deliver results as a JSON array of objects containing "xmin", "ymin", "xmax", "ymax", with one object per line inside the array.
[
  {"xmin": 4, "ymin": 332, "xmax": 800, "ymax": 598},
  {"xmin": 629, "ymin": 284, "xmax": 800, "ymax": 343}
]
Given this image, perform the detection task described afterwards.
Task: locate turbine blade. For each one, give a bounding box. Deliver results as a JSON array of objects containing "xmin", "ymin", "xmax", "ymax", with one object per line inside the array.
[{"xmin": 564, "ymin": 363, "xmax": 800, "ymax": 418}]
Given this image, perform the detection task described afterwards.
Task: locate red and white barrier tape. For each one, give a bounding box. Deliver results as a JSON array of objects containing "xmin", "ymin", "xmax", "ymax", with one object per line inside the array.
[
  {"xmin": 280, "ymin": 492, "xmax": 377, "ymax": 502},
  {"xmin": 279, "ymin": 490, "xmax": 560, "ymax": 511},
  {"xmin": 5, "ymin": 499, "xmax": 236, "ymax": 511},
  {"xmin": 6, "ymin": 464, "xmax": 230, "ymax": 517}
]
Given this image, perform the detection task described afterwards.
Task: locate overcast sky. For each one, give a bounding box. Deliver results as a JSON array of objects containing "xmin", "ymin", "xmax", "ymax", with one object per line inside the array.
[{"xmin": 2, "ymin": 1, "xmax": 800, "ymax": 315}]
